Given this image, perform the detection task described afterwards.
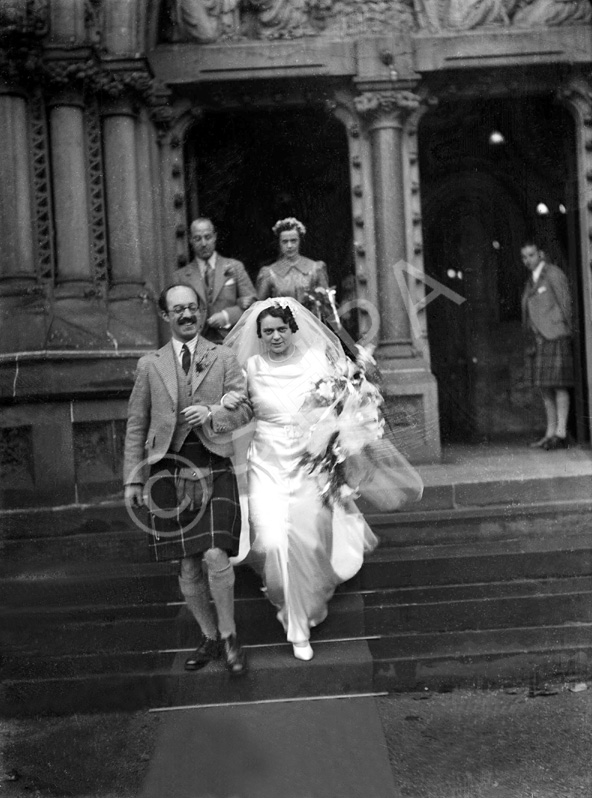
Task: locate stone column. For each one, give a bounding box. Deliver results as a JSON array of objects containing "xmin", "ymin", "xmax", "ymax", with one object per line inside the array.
[
  {"xmin": 102, "ymin": 98, "xmax": 144, "ymax": 294},
  {"xmin": 0, "ymin": 84, "xmax": 36, "ymax": 291},
  {"xmin": 136, "ymin": 110, "xmax": 162, "ymax": 295},
  {"xmin": 0, "ymin": 81, "xmax": 44, "ymax": 354},
  {"xmin": 354, "ymin": 90, "xmax": 420, "ymax": 360},
  {"xmin": 102, "ymin": 95, "xmax": 158, "ymax": 346},
  {"xmin": 48, "ymin": 0, "xmax": 86, "ymax": 42},
  {"xmin": 355, "ymin": 89, "xmax": 441, "ymax": 462},
  {"xmin": 47, "ymin": 90, "xmax": 93, "ymax": 295},
  {"xmin": 556, "ymin": 76, "xmax": 592, "ymax": 442}
]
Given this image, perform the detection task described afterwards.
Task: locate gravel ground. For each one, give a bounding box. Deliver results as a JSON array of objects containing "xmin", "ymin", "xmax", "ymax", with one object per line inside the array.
[
  {"xmin": 376, "ymin": 684, "xmax": 592, "ymax": 798},
  {"xmin": 0, "ymin": 711, "xmax": 160, "ymax": 798},
  {"xmin": 1, "ymin": 684, "xmax": 590, "ymax": 797}
]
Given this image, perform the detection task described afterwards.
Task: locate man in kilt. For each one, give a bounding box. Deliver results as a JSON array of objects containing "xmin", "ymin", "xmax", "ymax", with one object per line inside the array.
[
  {"xmin": 124, "ymin": 284, "xmax": 253, "ymax": 675},
  {"xmin": 521, "ymin": 240, "xmax": 573, "ymax": 450}
]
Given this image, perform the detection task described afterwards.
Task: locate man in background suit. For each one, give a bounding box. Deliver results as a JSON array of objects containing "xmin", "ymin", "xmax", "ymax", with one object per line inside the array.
[
  {"xmin": 124, "ymin": 283, "xmax": 252, "ymax": 674},
  {"xmin": 175, "ymin": 217, "xmax": 256, "ymax": 344},
  {"xmin": 521, "ymin": 240, "xmax": 573, "ymax": 451}
]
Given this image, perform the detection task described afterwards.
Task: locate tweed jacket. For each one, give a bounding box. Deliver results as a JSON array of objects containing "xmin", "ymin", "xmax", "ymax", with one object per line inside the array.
[
  {"xmin": 174, "ymin": 254, "xmax": 256, "ymax": 341},
  {"xmin": 521, "ymin": 261, "xmax": 572, "ymax": 341},
  {"xmin": 123, "ymin": 336, "xmax": 252, "ymax": 486}
]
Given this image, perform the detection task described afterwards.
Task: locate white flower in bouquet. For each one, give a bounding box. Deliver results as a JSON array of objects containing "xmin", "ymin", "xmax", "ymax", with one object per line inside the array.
[
  {"xmin": 337, "ymin": 396, "xmax": 384, "ymax": 457},
  {"xmin": 306, "ymin": 411, "xmax": 339, "ymax": 457},
  {"xmin": 339, "ymin": 484, "xmax": 359, "ymax": 501},
  {"xmin": 316, "ymin": 379, "xmax": 336, "ymax": 403}
]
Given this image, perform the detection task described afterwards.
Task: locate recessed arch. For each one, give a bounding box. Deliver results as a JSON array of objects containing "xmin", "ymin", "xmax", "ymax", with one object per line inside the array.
[
  {"xmin": 419, "ymin": 94, "xmax": 585, "ymax": 443},
  {"xmin": 182, "ymin": 104, "xmax": 355, "ymax": 293}
]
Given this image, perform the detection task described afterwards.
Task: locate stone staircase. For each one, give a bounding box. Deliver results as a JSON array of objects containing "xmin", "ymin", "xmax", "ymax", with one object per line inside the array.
[{"xmin": 2, "ymin": 445, "xmax": 592, "ymax": 716}]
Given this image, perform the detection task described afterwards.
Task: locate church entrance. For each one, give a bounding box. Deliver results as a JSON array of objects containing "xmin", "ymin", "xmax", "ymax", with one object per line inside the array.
[
  {"xmin": 183, "ymin": 106, "xmax": 354, "ymax": 299},
  {"xmin": 419, "ymin": 96, "xmax": 586, "ymax": 444}
]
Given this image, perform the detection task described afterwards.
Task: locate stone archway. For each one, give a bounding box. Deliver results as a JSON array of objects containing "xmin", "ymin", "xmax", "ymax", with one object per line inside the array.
[{"xmin": 419, "ymin": 95, "xmax": 584, "ymax": 443}]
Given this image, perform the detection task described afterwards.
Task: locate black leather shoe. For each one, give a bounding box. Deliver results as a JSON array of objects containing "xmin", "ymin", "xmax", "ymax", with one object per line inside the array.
[
  {"xmin": 529, "ymin": 436, "xmax": 550, "ymax": 449},
  {"xmin": 184, "ymin": 635, "xmax": 220, "ymax": 671},
  {"xmin": 543, "ymin": 435, "xmax": 569, "ymax": 451},
  {"xmin": 222, "ymin": 634, "xmax": 248, "ymax": 677}
]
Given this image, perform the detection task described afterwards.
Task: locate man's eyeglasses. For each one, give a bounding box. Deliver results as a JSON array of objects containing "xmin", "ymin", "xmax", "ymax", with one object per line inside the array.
[{"xmin": 168, "ymin": 304, "xmax": 199, "ymax": 316}]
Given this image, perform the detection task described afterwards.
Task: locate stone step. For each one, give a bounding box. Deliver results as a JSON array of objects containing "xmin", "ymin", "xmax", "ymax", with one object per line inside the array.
[
  {"xmin": 361, "ymin": 536, "xmax": 592, "ymax": 590},
  {"xmin": 364, "ymin": 587, "xmax": 592, "ymax": 635},
  {"xmin": 408, "ymin": 474, "xmax": 592, "ymax": 512},
  {"xmin": 373, "ymin": 499, "xmax": 592, "ymax": 547},
  {"xmin": 3, "ymin": 472, "xmax": 592, "ymax": 566},
  {"xmin": 5, "ymin": 533, "xmax": 591, "ymax": 614},
  {"xmin": 364, "ymin": 575, "xmax": 592, "ymax": 606},
  {"xmin": 0, "ymin": 639, "xmax": 375, "ymax": 718},
  {"xmin": 369, "ymin": 623, "xmax": 592, "ymax": 691},
  {"xmin": 1, "ymin": 592, "xmax": 365, "ymax": 656}
]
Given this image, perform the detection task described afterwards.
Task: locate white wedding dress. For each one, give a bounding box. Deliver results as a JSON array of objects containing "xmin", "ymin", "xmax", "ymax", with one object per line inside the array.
[{"xmin": 245, "ymin": 348, "xmax": 378, "ymax": 645}]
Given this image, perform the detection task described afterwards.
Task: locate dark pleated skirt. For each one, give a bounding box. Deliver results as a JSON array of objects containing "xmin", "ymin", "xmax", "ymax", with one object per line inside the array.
[
  {"xmin": 143, "ymin": 435, "xmax": 241, "ymax": 562},
  {"xmin": 526, "ymin": 335, "xmax": 574, "ymax": 388}
]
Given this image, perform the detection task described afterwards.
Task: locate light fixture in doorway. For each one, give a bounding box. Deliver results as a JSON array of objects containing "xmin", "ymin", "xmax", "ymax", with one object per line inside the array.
[
  {"xmin": 488, "ymin": 131, "xmax": 505, "ymax": 145},
  {"xmin": 536, "ymin": 202, "xmax": 550, "ymax": 215}
]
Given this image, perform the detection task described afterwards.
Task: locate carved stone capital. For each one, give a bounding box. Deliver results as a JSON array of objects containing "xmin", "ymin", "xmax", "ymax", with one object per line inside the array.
[
  {"xmin": 40, "ymin": 54, "xmax": 157, "ymax": 107},
  {"xmin": 0, "ymin": 0, "xmax": 49, "ymax": 43},
  {"xmin": 0, "ymin": 0, "xmax": 48, "ymax": 88},
  {"xmin": 354, "ymin": 90, "xmax": 421, "ymax": 126},
  {"xmin": 0, "ymin": 45, "xmax": 43, "ymax": 89},
  {"xmin": 148, "ymin": 87, "xmax": 184, "ymax": 141}
]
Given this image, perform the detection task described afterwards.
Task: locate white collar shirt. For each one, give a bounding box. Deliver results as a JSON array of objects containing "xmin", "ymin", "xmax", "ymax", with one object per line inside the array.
[
  {"xmin": 196, "ymin": 252, "xmax": 217, "ymax": 278},
  {"xmin": 532, "ymin": 261, "xmax": 545, "ymax": 284},
  {"xmin": 171, "ymin": 334, "xmax": 199, "ymax": 367}
]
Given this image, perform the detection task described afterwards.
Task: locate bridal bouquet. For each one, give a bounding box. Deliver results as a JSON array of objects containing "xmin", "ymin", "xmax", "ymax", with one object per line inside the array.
[
  {"xmin": 299, "ymin": 355, "xmax": 384, "ymax": 507},
  {"xmin": 301, "ymin": 286, "xmax": 341, "ymax": 327}
]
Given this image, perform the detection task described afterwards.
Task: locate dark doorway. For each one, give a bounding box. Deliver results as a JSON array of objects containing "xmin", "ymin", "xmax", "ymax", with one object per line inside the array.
[
  {"xmin": 184, "ymin": 106, "xmax": 354, "ymax": 295},
  {"xmin": 419, "ymin": 96, "xmax": 585, "ymax": 444}
]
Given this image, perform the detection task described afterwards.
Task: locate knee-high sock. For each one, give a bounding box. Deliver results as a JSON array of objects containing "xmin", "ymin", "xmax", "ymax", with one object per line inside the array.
[
  {"xmin": 179, "ymin": 558, "xmax": 218, "ymax": 640},
  {"xmin": 203, "ymin": 548, "xmax": 236, "ymax": 639},
  {"xmin": 555, "ymin": 388, "xmax": 570, "ymax": 438}
]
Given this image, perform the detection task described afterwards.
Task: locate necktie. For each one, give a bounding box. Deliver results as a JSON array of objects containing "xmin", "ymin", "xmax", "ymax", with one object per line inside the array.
[
  {"xmin": 205, "ymin": 260, "xmax": 214, "ymax": 300},
  {"xmin": 181, "ymin": 344, "xmax": 191, "ymax": 375}
]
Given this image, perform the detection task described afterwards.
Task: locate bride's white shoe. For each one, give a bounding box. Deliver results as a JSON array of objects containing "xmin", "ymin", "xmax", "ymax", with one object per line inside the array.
[{"xmin": 292, "ymin": 642, "xmax": 314, "ymax": 661}]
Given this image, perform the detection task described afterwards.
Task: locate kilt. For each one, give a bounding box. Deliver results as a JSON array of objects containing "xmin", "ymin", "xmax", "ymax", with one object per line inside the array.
[
  {"xmin": 525, "ymin": 334, "xmax": 574, "ymax": 389},
  {"xmin": 144, "ymin": 434, "xmax": 241, "ymax": 562}
]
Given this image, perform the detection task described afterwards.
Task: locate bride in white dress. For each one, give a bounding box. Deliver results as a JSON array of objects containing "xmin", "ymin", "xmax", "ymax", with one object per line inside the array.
[{"xmin": 224, "ymin": 299, "xmax": 382, "ymax": 660}]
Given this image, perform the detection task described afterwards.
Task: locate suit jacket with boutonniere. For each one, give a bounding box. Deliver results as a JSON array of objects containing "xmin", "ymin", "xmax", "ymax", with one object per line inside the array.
[
  {"xmin": 123, "ymin": 335, "xmax": 252, "ymax": 487},
  {"xmin": 521, "ymin": 261, "xmax": 572, "ymax": 341},
  {"xmin": 174, "ymin": 254, "xmax": 256, "ymax": 343}
]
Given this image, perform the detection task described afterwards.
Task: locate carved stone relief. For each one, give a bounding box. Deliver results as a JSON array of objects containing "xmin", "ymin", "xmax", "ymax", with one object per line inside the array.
[
  {"xmin": 0, "ymin": 0, "xmax": 49, "ymax": 40},
  {"xmin": 164, "ymin": 0, "xmax": 590, "ymax": 39},
  {"xmin": 413, "ymin": 0, "xmax": 591, "ymax": 31},
  {"xmin": 165, "ymin": 0, "xmax": 416, "ymax": 41}
]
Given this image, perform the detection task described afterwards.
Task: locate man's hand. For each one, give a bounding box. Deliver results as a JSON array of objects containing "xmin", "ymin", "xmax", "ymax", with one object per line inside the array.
[
  {"xmin": 238, "ymin": 296, "xmax": 255, "ymax": 310},
  {"xmin": 182, "ymin": 404, "xmax": 211, "ymax": 426},
  {"xmin": 125, "ymin": 484, "xmax": 144, "ymax": 508},
  {"xmin": 207, "ymin": 312, "xmax": 227, "ymax": 329}
]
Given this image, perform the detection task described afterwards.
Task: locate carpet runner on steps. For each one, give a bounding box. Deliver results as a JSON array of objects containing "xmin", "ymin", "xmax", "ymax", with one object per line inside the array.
[{"xmin": 141, "ymin": 695, "xmax": 398, "ymax": 798}]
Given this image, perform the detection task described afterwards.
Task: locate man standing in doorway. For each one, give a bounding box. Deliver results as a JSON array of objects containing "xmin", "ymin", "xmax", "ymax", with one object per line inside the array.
[
  {"xmin": 175, "ymin": 217, "xmax": 256, "ymax": 344},
  {"xmin": 521, "ymin": 240, "xmax": 574, "ymax": 450},
  {"xmin": 124, "ymin": 284, "xmax": 252, "ymax": 674}
]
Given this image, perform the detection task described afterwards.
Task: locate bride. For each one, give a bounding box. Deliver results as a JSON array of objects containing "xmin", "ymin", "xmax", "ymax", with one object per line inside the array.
[{"xmin": 224, "ymin": 298, "xmax": 419, "ymax": 660}]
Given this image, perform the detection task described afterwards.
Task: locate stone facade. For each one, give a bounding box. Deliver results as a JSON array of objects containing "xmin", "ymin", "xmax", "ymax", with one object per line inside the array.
[{"xmin": 0, "ymin": 0, "xmax": 591, "ymax": 508}]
